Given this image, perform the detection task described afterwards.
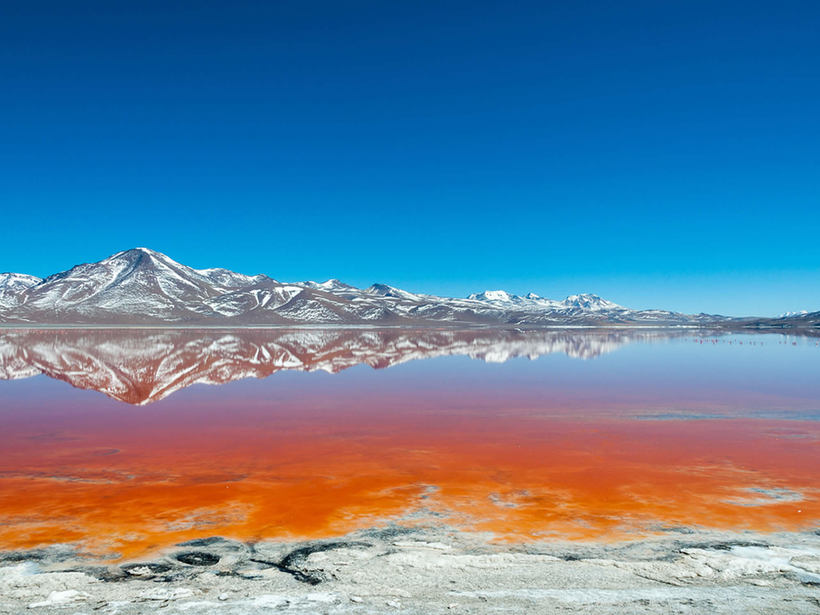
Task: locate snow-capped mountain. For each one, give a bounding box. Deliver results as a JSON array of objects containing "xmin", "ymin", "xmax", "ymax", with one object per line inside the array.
[
  {"xmin": 561, "ymin": 293, "xmax": 622, "ymax": 311},
  {"xmin": 0, "ymin": 247, "xmax": 788, "ymax": 327},
  {"xmin": 467, "ymin": 290, "xmax": 623, "ymax": 312},
  {"xmin": 0, "ymin": 327, "xmax": 690, "ymax": 404},
  {"xmin": 0, "ymin": 273, "xmax": 42, "ymax": 309},
  {"xmin": 737, "ymin": 310, "xmax": 820, "ymax": 328},
  {"xmin": 780, "ymin": 310, "xmax": 809, "ymax": 318}
]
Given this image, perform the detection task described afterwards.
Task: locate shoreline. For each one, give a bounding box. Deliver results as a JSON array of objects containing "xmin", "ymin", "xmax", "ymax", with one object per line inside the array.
[
  {"xmin": 2, "ymin": 525, "xmax": 819, "ymax": 614},
  {"xmin": 0, "ymin": 323, "xmax": 817, "ymax": 332}
]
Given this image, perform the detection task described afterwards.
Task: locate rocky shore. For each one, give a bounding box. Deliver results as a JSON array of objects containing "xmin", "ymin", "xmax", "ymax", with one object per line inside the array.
[{"xmin": 2, "ymin": 525, "xmax": 818, "ymax": 614}]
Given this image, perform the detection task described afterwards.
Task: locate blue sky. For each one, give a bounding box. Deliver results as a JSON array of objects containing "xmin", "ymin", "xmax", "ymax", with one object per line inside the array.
[{"xmin": 1, "ymin": 1, "xmax": 818, "ymax": 316}]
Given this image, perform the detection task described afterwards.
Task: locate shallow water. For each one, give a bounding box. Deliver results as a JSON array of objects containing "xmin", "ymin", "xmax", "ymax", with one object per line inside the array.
[{"xmin": 0, "ymin": 328, "xmax": 818, "ymax": 560}]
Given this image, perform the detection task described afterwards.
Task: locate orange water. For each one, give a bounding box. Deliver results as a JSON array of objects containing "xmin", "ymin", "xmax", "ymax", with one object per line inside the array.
[{"xmin": 1, "ymin": 394, "xmax": 817, "ymax": 559}]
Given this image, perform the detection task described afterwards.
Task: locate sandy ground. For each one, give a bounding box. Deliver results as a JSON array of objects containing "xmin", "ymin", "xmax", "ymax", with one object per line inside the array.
[{"xmin": 1, "ymin": 525, "xmax": 819, "ymax": 614}]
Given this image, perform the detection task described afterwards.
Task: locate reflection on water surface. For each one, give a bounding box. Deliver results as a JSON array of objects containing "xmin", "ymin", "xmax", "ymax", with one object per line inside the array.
[
  {"xmin": 1, "ymin": 328, "xmax": 690, "ymax": 404},
  {"xmin": 0, "ymin": 328, "xmax": 818, "ymax": 559}
]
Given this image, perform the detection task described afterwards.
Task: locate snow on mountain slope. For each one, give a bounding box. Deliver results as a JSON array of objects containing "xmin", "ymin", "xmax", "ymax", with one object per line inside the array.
[
  {"xmin": 0, "ymin": 273, "xmax": 41, "ymax": 291},
  {"xmin": 1, "ymin": 249, "xmax": 318, "ymax": 324},
  {"xmin": 468, "ymin": 290, "xmax": 520, "ymax": 303},
  {"xmin": 364, "ymin": 283, "xmax": 426, "ymax": 302},
  {"xmin": 301, "ymin": 279, "xmax": 357, "ymax": 293},
  {"xmin": 0, "ymin": 248, "xmax": 737, "ymax": 326},
  {"xmin": 204, "ymin": 281, "xmax": 305, "ymax": 318},
  {"xmin": 560, "ymin": 293, "xmax": 622, "ymax": 311},
  {"xmin": 0, "ymin": 273, "xmax": 41, "ymax": 309},
  {"xmin": 466, "ymin": 290, "xmax": 622, "ymax": 312},
  {"xmin": 197, "ymin": 267, "xmax": 268, "ymax": 289},
  {"xmin": 12, "ymin": 248, "xmax": 232, "ymax": 321}
]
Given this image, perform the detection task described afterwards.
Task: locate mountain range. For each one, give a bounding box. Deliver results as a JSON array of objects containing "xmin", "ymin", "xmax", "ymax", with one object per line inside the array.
[{"xmin": 0, "ymin": 248, "xmax": 816, "ymax": 327}]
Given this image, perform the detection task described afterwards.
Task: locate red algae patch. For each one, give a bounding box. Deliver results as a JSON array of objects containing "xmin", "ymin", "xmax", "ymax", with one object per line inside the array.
[{"xmin": 0, "ymin": 394, "xmax": 817, "ymax": 560}]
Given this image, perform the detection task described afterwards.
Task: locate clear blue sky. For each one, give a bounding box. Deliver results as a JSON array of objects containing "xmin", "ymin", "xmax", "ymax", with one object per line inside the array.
[{"xmin": 1, "ymin": 1, "xmax": 818, "ymax": 316}]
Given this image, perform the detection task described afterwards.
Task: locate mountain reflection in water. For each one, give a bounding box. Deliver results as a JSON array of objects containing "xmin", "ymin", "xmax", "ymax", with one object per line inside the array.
[{"xmin": 0, "ymin": 327, "xmax": 687, "ymax": 404}]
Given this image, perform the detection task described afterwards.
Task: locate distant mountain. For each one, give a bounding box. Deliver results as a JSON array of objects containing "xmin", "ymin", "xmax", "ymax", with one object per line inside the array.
[
  {"xmin": 0, "ymin": 248, "xmax": 813, "ymax": 327},
  {"xmin": 0, "ymin": 273, "xmax": 41, "ymax": 310},
  {"xmin": 732, "ymin": 311, "xmax": 820, "ymax": 329}
]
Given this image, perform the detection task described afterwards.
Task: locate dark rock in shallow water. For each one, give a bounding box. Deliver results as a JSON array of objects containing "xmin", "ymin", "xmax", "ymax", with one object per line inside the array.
[
  {"xmin": 679, "ymin": 540, "xmax": 770, "ymax": 552},
  {"xmin": 97, "ymin": 562, "xmax": 180, "ymax": 583},
  {"xmin": 175, "ymin": 551, "xmax": 221, "ymax": 566},
  {"xmin": 249, "ymin": 540, "xmax": 373, "ymax": 585},
  {"xmin": 558, "ymin": 554, "xmax": 583, "ymax": 561},
  {"xmin": 358, "ymin": 526, "xmax": 419, "ymax": 541},
  {"xmin": 121, "ymin": 562, "xmax": 174, "ymax": 574},
  {"xmin": 0, "ymin": 546, "xmax": 78, "ymax": 563},
  {"xmin": 279, "ymin": 541, "xmax": 370, "ymax": 570},
  {"xmin": 655, "ymin": 525, "xmax": 696, "ymax": 534},
  {"xmin": 176, "ymin": 537, "xmax": 229, "ymax": 547}
]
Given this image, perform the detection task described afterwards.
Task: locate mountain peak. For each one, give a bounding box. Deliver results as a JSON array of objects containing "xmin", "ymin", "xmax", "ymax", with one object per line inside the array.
[
  {"xmin": 0, "ymin": 273, "xmax": 43, "ymax": 309},
  {"xmin": 0, "ymin": 273, "xmax": 42, "ymax": 288},
  {"xmin": 468, "ymin": 290, "xmax": 625, "ymax": 311},
  {"xmin": 365, "ymin": 283, "xmax": 422, "ymax": 301},
  {"xmin": 107, "ymin": 247, "xmax": 178, "ymax": 265},
  {"xmin": 468, "ymin": 290, "xmax": 517, "ymax": 302},
  {"xmin": 561, "ymin": 294, "xmax": 621, "ymax": 310},
  {"xmin": 302, "ymin": 278, "xmax": 354, "ymax": 292}
]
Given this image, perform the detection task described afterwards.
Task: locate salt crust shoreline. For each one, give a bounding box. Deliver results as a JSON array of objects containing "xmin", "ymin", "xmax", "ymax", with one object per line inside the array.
[{"xmin": 1, "ymin": 526, "xmax": 818, "ymax": 614}]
